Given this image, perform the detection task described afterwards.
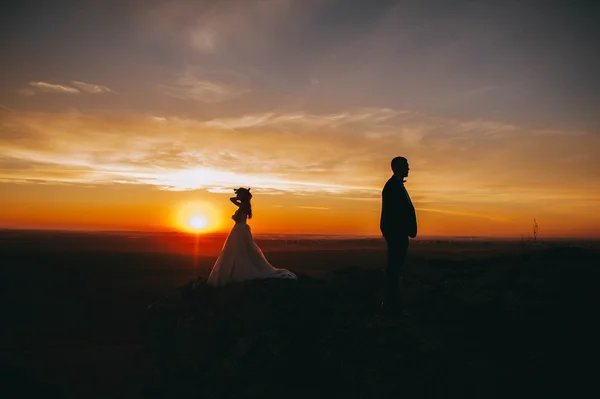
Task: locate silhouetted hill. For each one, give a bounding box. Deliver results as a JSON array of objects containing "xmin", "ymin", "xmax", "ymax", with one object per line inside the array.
[
  {"xmin": 2, "ymin": 236, "xmax": 599, "ymax": 398},
  {"xmin": 145, "ymin": 246, "xmax": 600, "ymax": 398}
]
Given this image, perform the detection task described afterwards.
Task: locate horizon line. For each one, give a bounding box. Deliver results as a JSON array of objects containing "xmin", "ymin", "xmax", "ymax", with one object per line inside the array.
[{"xmin": 1, "ymin": 227, "xmax": 598, "ymax": 240}]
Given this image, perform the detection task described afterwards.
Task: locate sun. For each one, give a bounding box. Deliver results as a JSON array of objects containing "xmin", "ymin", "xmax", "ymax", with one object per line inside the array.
[
  {"xmin": 188, "ymin": 215, "xmax": 208, "ymax": 231},
  {"xmin": 174, "ymin": 202, "xmax": 220, "ymax": 233}
]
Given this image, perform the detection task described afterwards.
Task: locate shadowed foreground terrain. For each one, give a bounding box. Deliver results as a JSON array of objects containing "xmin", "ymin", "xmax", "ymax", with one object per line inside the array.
[
  {"xmin": 146, "ymin": 246, "xmax": 600, "ymax": 398},
  {"xmin": 1, "ymin": 231, "xmax": 599, "ymax": 398}
]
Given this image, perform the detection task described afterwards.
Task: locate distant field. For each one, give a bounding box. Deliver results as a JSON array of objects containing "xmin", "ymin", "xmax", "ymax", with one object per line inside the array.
[{"xmin": 2, "ymin": 228, "xmax": 596, "ymax": 254}]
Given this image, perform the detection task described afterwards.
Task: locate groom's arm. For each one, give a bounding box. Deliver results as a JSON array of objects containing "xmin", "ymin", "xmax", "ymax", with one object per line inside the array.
[
  {"xmin": 380, "ymin": 188, "xmax": 388, "ymax": 235},
  {"xmin": 381, "ymin": 183, "xmax": 399, "ymax": 236}
]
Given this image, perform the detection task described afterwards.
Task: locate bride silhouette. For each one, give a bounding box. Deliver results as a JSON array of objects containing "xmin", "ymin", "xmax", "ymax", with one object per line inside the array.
[{"xmin": 207, "ymin": 187, "xmax": 297, "ymax": 286}]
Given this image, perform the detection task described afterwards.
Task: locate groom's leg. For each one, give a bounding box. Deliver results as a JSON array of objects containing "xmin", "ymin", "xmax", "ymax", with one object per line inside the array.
[
  {"xmin": 384, "ymin": 238, "xmax": 398, "ymax": 301},
  {"xmin": 384, "ymin": 235, "xmax": 409, "ymax": 303},
  {"xmin": 396, "ymin": 236, "xmax": 409, "ymax": 293}
]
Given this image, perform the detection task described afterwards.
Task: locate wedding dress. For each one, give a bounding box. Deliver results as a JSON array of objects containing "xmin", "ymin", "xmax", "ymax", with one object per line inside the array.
[{"xmin": 207, "ymin": 210, "xmax": 297, "ymax": 286}]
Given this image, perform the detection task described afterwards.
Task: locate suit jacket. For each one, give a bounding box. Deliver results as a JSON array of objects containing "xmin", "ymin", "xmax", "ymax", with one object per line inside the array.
[{"xmin": 380, "ymin": 176, "xmax": 417, "ymax": 239}]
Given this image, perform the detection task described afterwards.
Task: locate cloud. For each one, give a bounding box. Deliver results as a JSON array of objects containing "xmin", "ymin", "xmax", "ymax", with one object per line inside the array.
[
  {"xmin": 28, "ymin": 81, "xmax": 80, "ymax": 94},
  {"xmin": 17, "ymin": 81, "xmax": 114, "ymax": 96},
  {"xmin": 162, "ymin": 68, "xmax": 250, "ymax": 103},
  {"xmin": 188, "ymin": 0, "xmax": 292, "ymax": 52},
  {"xmin": 203, "ymin": 108, "xmax": 400, "ymax": 131},
  {"xmin": 189, "ymin": 28, "xmax": 218, "ymax": 53},
  {"xmin": 140, "ymin": 0, "xmax": 294, "ymax": 54},
  {"xmin": 1, "ymin": 107, "xmax": 598, "ymax": 217},
  {"xmin": 70, "ymin": 81, "xmax": 114, "ymax": 94}
]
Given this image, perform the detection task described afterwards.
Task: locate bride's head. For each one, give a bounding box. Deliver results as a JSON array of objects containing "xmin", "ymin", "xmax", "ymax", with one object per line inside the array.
[
  {"xmin": 234, "ymin": 187, "xmax": 253, "ymax": 218},
  {"xmin": 234, "ymin": 187, "xmax": 252, "ymax": 201}
]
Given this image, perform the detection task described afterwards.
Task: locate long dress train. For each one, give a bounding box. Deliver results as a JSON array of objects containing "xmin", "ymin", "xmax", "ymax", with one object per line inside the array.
[{"xmin": 207, "ymin": 218, "xmax": 296, "ymax": 287}]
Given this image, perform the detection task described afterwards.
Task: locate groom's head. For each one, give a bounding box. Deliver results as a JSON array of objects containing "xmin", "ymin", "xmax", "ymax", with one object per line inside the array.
[{"xmin": 391, "ymin": 156, "xmax": 409, "ymax": 177}]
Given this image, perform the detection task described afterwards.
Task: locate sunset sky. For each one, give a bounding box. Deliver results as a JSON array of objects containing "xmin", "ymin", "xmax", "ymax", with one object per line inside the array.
[{"xmin": 1, "ymin": 0, "xmax": 599, "ymax": 237}]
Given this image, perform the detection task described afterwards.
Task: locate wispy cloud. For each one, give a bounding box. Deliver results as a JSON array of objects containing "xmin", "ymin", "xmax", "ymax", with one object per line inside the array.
[
  {"xmin": 162, "ymin": 68, "xmax": 250, "ymax": 103},
  {"xmin": 70, "ymin": 81, "xmax": 114, "ymax": 94},
  {"xmin": 17, "ymin": 81, "xmax": 114, "ymax": 96},
  {"xmin": 0, "ymin": 107, "xmax": 598, "ymax": 216},
  {"xmin": 140, "ymin": 0, "xmax": 294, "ymax": 54},
  {"xmin": 202, "ymin": 108, "xmax": 403, "ymax": 134},
  {"xmin": 28, "ymin": 81, "xmax": 80, "ymax": 94},
  {"xmin": 188, "ymin": 0, "xmax": 292, "ymax": 52}
]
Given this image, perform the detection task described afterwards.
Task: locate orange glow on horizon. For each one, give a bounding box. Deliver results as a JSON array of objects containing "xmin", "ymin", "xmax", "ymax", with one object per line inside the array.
[
  {"xmin": 1, "ymin": 182, "xmax": 599, "ymax": 238},
  {"xmin": 174, "ymin": 202, "xmax": 222, "ymax": 233}
]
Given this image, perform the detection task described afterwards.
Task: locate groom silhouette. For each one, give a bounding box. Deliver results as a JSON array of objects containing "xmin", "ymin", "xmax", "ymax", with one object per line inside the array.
[{"xmin": 380, "ymin": 156, "xmax": 417, "ymax": 311}]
